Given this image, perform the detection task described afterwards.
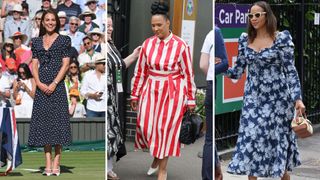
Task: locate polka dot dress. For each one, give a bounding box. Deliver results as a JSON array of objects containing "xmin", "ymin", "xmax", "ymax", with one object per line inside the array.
[{"xmin": 28, "ymin": 35, "xmax": 72, "ymax": 147}]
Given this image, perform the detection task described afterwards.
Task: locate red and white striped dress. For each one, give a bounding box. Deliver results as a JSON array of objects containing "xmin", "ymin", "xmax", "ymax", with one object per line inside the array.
[{"xmin": 131, "ymin": 33, "xmax": 196, "ymax": 159}]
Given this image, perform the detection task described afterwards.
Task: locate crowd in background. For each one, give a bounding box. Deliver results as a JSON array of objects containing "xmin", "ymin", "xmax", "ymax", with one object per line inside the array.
[{"xmin": 0, "ymin": 0, "xmax": 106, "ymax": 118}]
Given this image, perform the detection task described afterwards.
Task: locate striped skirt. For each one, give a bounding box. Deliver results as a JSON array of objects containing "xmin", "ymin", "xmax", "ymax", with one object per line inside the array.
[{"xmin": 134, "ymin": 70, "xmax": 187, "ymax": 159}]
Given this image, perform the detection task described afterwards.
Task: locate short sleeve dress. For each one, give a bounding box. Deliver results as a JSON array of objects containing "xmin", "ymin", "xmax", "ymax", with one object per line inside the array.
[
  {"xmin": 225, "ymin": 31, "xmax": 301, "ymax": 178},
  {"xmin": 28, "ymin": 35, "xmax": 72, "ymax": 147}
]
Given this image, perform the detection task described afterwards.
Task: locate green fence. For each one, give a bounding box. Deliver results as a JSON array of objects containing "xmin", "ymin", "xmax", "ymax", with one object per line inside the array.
[{"xmin": 17, "ymin": 118, "xmax": 105, "ymax": 151}]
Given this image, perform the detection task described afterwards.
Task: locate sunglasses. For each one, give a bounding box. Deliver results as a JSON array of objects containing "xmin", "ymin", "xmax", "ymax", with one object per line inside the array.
[
  {"xmin": 14, "ymin": 36, "xmax": 22, "ymax": 40},
  {"xmin": 35, "ymin": 18, "xmax": 41, "ymax": 21},
  {"xmin": 84, "ymin": 42, "xmax": 91, "ymax": 46},
  {"xmin": 5, "ymin": 44, "xmax": 13, "ymax": 47},
  {"xmin": 70, "ymin": 23, "xmax": 78, "ymax": 26},
  {"xmin": 92, "ymin": 33, "xmax": 100, "ymax": 36},
  {"xmin": 248, "ymin": 12, "xmax": 266, "ymax": 19},
  {"xmin": 70, "ymin": 66, "xmax": 77, "ymax": 69}
]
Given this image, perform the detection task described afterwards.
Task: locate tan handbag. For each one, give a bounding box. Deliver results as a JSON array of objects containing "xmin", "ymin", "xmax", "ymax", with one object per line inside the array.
[{"xmin": 291, "ymin": 111, "xmax": 313, "ymax": 138}]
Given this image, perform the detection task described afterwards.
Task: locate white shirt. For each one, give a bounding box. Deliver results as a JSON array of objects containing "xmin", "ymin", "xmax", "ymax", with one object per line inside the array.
[
  {"xmin": 73, "ymin": 0, "xmax": 105, "ymax": 12},
  {"xmin": 14, "ymin": 78, "xmax": 34, "ymax": 118},
  {"xmin": 0, "ymin": 74, "xmax": 11, "ymax": 107},
  {"xmin": 201, "ymin": 30, "xmax": 214, "ymax": 81},
  {"xmin": 67, "ymin": 31, "xmax": 86, "ymax": 52},
  {"xmin": 69, "ymin": 102, "xmax": 86, "ymax": 118},
  {"xmin": 2, "ymin": 71, "xmax": 17, "ymax": 89},
  {"xmin": 78, "ymin": 51, "xmax": 102, "ymax": 67},
  {"xmin": 80, "ymin": 70, "xmax": 106, "ymax": 112}
]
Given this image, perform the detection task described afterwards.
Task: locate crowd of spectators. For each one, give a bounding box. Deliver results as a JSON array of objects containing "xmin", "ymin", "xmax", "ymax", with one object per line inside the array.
[{"xmin": 0, "ymin": 0, "xmax": 106, "ymax": 118}]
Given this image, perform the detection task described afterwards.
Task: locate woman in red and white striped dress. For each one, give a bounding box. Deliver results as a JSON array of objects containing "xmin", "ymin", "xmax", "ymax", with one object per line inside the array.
[{"xmin": 130, "ymin": 2, "xmax": 196, "ymax": 180}]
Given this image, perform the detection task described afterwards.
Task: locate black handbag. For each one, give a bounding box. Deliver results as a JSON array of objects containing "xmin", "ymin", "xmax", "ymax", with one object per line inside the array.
[{"xmin": 179, "ymin": 111, "xmax": 203, "ymax": 145}]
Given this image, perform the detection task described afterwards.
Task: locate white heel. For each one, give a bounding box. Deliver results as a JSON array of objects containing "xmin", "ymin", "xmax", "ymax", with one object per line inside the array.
[
  {"xmin": 147, "ymin": 166, "xmax": 159, "ymax": 176},
  {"xmin": 42, "ymin": 169, "xmax": 52, "ymax": 176},
  {"xmin": 4, "ymin": 159, "xmax": 12, "ymax": 175}
]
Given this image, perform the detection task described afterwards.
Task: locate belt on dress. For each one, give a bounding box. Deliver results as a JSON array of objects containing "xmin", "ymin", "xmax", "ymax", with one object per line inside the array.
[{"xmin": 148, "ymin": 70, "xmax": 182, "ymax": 100}]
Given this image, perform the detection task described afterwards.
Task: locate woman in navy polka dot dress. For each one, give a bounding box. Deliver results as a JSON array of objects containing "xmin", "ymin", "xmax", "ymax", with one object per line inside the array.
[{"xmin": 28, "ymin": 10, "xmax": 72, "ymax": 176}]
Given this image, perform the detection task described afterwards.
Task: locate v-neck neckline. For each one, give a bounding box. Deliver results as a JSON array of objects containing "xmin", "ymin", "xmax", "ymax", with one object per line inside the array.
[{"xmin": 42, "ymin": 34, "xmax": 60, "ymax": 51}]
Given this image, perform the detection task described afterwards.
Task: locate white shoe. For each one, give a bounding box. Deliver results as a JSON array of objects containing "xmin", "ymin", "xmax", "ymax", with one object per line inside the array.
[
  {"xmin": 5, "ymin": 159, "xmax": 12, "ymax": 173},
  {"xmin": 147, "ymin": 166, "xmax": 158, "ymax": 176}
]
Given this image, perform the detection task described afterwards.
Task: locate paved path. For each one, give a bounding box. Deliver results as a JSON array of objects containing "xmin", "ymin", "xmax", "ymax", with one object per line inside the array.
[
  {"xmin": 112, "ymin": 128, "xmax": 320, "ymax": 180},
  {"xmin": 113, "ymin": 136, "xmax": 204, "ymax": 180}
]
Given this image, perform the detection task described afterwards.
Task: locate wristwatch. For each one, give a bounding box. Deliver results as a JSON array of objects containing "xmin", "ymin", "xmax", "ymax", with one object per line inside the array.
[{"xmin": 54, "ymin": 81, "xmax": 59, "ymax": 85}]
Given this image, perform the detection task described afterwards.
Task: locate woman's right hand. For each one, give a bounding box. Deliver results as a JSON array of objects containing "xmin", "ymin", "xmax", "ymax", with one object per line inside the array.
[
  {"xmin": 38, "ymin": 82, "xmax": 49, "ymax": 94},
  {"xmin": 215, "ymin": 57, "xmax": 222, "ymax": 64},
  {"xmin": 130, "ymin": 100, "xmax": 138, "ymax": 111},
  {"xmin": 295, "ymin": 99, "xmax": 306, "ymax": 115},
  {"xmin": 71, "ymin": 97, "xmax": 77, "ymax": 105}
]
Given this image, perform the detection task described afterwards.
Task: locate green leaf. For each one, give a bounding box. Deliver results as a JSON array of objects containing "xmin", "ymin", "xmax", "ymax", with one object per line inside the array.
[
  {"xmin": 305, "ymin": 10, "xmax": 316, "ymax": 21},
  {"xmin": 283, "ymin": 18, "xmax": 290, "ymax": 27}
]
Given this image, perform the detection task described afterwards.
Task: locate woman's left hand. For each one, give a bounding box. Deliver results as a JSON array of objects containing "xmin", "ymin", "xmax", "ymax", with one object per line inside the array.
[
  {"xmin": 45, "ymin": 83, "xmax": 57, "ymax": 95},
  {"xmin": 295, "ymin": 99, "xmax": 306, "ymax": 115},
  {"xmin": 132, "ymin": 46, "xmax": 142, "ymax": 59},
  {"xmin": 19, "ymin": 81, "xmax": 26, "ymax": 89},
  {"xmin": 188, "ymin": 106, "xmax": 196, "ymax": 113}
]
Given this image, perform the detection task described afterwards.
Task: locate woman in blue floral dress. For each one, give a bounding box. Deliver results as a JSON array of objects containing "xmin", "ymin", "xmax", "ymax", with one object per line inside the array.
[{"xmin": 224, "ymin": 1, "xmax": 305, "ymax": 180}]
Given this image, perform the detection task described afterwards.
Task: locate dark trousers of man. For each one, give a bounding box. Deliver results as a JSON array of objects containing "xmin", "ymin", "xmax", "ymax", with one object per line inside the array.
[{"xmin": 202, "ymin": 80, "xmax": 213, "ymax": 180}]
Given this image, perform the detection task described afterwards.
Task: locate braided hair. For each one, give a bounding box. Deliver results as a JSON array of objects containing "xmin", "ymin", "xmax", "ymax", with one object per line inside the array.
[{"xmin": 151, "ymin": 1, "xmax": 169, "ymax": 19}]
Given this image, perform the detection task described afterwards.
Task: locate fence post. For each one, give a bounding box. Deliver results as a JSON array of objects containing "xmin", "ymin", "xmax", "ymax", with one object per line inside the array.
[{"xmin": 296, "ymin": 1, "xmax": 305, "ymax": 98}]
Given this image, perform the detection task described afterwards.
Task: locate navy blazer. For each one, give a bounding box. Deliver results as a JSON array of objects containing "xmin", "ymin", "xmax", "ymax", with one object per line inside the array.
[{"xmin": 215, "ymin": 27, "xmax": 228, "ymax": 75}]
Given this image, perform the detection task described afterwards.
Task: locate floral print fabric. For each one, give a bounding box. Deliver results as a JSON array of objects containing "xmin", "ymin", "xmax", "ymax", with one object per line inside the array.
[
  {"xmin": 225, "ymin": 30, "xmax": 301, "ymax": 178},
  {"xmin": 107, "ymin": 54, "xmax": 123, "ymax": 158}
]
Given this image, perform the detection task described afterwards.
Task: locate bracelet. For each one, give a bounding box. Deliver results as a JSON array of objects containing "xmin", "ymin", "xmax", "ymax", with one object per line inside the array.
[{"xmin": 54, "ymin": 81, "xmax": 59, "ymax": 85}]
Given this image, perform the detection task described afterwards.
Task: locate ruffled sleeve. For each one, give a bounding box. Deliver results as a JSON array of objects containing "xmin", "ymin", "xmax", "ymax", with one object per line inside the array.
[
  {"xmin": 61, "ymin": 35, "xmax": 71, "ymax": 58},
  {"xmin": 278, "ymin": 30, "xmax": 302, "ymax": 101},
  {"xmin": 31, "ymin": 37, "xmax": 39, "ymax": 60},
  {"xmin": 224, "ymin": 33, "xmax": 248, "ymax": 79}
]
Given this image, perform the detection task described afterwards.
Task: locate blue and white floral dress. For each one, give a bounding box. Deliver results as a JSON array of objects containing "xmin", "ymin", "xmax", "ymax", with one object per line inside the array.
[{"xmin": 225, "ymin": 30, "xmax": 301, "ymax": 178}]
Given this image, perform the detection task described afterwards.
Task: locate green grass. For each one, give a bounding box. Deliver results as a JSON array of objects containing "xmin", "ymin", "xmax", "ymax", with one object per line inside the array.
[{"xmin": 1, "ymin": 151, "xmax": 105, "ymax": 180}]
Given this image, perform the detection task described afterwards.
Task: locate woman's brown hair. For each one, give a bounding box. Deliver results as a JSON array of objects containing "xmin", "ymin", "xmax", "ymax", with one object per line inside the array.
[
  {"xmin": 248, "ymin": 1, "xmax": 277, "ymax": 43},
  {"xmin": 39, "ymin": 10, "xmax": 61, "ymax": 37}
]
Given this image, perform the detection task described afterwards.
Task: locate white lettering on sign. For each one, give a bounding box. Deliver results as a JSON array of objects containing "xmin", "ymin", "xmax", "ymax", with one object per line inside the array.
[
  {"xmin": 235, "ymin": 10, "xmax": 248, "ymax": 24},
  {"xmin": 219, "ymin": 9, "xmax": 249, "ymax": 25},
  {"xmin": 315, "ymin": 13, "xmax": 320, "ymax": 25},
  {"xmin": 219, "ymin": 9, "xmax": 234, "ymax": 24}
]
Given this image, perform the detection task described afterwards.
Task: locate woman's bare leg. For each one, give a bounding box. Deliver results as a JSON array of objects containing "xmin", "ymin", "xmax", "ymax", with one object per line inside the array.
[
  {"xmin": 151, "ymin": 157, "xmax": 160, "ymax": 168},
  {"xmin": 52, "ymin": 145, "xmax": 62, "ymax": 171},
  {"xmin": 157, "ymin": 157, "xmax": 169, "ymax": 180},
  {"xmin": 248, "ymin": 176, "xmax": 257, "ymax": 180},
  {"xmin": 281, "ymin": 171, "xmax": 290, "ymax": 180},
  {"xmin": 44, "ymin": 145, "xmax": 52, "ymax": 171}
]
